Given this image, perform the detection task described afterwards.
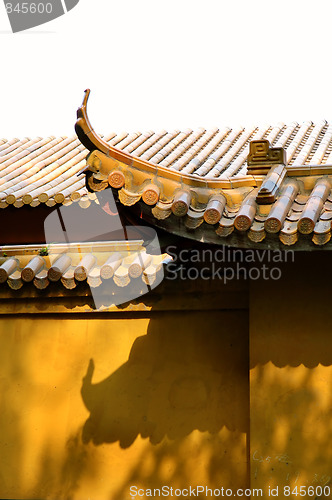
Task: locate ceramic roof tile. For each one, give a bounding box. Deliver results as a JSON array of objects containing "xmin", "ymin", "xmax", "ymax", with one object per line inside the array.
[
  {"xmin": 181, "ymin": 128, "xmax": 230, "ymax": 175},
  {"xmin": 264, "ymin": 122, "xmax": 285, "ymax": 144},
  {"xmin": 149, "ymin": 129, "xmax": 193, "ymax": 165},
  {"xmin": 0, "ymin": 137, "xmax": 31, "ymax": 156},
  {"xmin": 314, "ymin": 125, "xmax": 332, "ymax": 165},
  {"xmin": 194, "ymin": 127, "xmax": 244, "ymax": 177},
  {"xmin": 133, "ymin": 130, "xmax": 168, "ymax": 157},
  {"xmin": 140, "ymin": 131, "xmax": 181, "ymax": 161},
  {"xmin": 123, "ymin": 131, "xmax": 155, "ymax": 154},
  {"xmin": 210, "ymin": 126, "xmax": 258, "ymax": 178},
  {"xmin": 284, "ymin": 122, "xmax": 311, "ymax": 164},
  {"xmin": 0, "ymin": 242, "xmax": 171, "ymax": 291},
  {"xmin": 274, "ymin": 122, "xmax": 299, "ymax": 149},
  {"xmin": 292, "ymin": 120, "xmax": 327, "ymax": 166},
  {"xmin": 170, "ymin": 128, "xmax": 218, "ymax": 172},
  {"xmin": 114, "ymin": 132, "xmax": 142, "ymax": 151}
]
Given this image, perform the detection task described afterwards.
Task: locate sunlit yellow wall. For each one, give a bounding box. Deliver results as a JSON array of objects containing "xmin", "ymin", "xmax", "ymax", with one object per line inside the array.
[
  {"xmin": 250, "ymin": 255, "xmax": 332, "ymax": 497},
  {"xmin": 0, "ymin": 309, "xmax": 248, "ymax": 500}
]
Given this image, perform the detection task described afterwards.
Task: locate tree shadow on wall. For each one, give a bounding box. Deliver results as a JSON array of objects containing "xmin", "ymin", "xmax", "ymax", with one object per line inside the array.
[
  {"xmin": 80, "ymin": 310, "xmax": 249, "ymax": 449},
  {"xmin": 249, "ymin": 252, "xmax": 332, "ymax": 491}
]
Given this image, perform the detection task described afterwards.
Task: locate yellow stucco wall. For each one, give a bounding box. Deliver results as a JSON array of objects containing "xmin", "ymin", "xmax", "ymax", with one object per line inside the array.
[
  {"xmin": 0, "ymin": 310, "xmax": 248, "ymax": 499},
  {"xmin": 250, "ymin": 255, "xmax": 332, "ymax": 498},
  {"xmin": 251, "ymin": 363, "xmax": 332, "ymax": 494}
]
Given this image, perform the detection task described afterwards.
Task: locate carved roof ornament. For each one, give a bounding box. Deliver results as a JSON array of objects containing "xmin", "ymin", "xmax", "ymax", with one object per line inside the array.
[
  {"xmin": 246, "ymin": 140, "xmax": 287, "ymax": 205},
  {"xmin": 247, "ymin": 140, "xmax": 287, "ymax": 174}
]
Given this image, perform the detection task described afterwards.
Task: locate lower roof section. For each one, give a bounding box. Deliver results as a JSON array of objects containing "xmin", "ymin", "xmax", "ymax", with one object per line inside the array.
[
  {"xmin": 0, "ymin": 241, "xmax": 171, "ymax": 309},
  {"xmin": 0, "ymin": 240, "xmax": 253, "ymax": 313}
]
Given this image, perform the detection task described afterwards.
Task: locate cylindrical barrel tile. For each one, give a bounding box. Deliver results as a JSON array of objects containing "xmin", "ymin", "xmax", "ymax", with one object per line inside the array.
[
  {"xmin": 234, "ymin": 197, "xmax": 257, "ymax": 231},
  {"xmin": 108, "ymin": 170, "xmax": 126, "ymax": 189},
  {"xmin": 0, "ymin": 258, "xmax": 19, "ymax": 283},
  {"xmin": 171, "ymin": 191, "xmax": 191, "ymax": 217},
  {"xmin": 100, "ymin": 253, "xmax": 122, "ymax": 280},
  {"xmin": 128, "ymin": 253, "xmax": 152, "ymax": 279},
  {"xmin": 21, "ymin": 256, "xmax": 45, "ymax": 282},
  {"xmin": 142, "ymin": 184, "xmax": 160, "ymax": 206},
  {"xmin": 74, "ymin": 254, "xmax": 97, "ymax": 281},
  {"xmin": 48, "ymin": 254, "xmax": 71, "ymax": 281},
  {"xmin": 204, "ymin": 195, "xmax": 226, "ymax": 224}
]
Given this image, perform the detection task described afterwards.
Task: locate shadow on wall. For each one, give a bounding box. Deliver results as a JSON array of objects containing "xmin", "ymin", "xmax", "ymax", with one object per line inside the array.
[
  {"xmin": 26, "ymin": 429, "xmax": 100, "ymax": 500},
  {"xmin": 109, "ymin": 431, "xmax": 246, "ymax": 500},
  {"xmin": 0, "ymin": 309, "xmax": 249, "ymax": 499},
  {"xmin": 249, "ymin": 252, "xmax": 332, "ymax": 491},
  {"xmin": 80, "ymin": 311, "xmax": 249, "ymax": 449}
]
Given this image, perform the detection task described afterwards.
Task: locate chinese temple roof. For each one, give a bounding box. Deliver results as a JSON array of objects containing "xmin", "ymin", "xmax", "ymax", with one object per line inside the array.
[
  {"xmin": 3, "ymin": 89, "xmax": 332, "ymax": 248},
  {"xmin": 74, "ymin": 90, "xmax": 332, "ymax": 249}
]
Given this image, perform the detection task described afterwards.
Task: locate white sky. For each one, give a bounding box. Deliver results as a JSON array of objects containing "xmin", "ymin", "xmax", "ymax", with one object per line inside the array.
[{"xmin": 0, "ymin": 0, "xmax": 332, "ymax": 137}]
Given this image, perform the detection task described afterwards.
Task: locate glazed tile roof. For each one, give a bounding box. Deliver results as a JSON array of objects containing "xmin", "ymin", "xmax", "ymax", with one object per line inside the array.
[
  {"xmin": 0, "ymin": 135, "xmax": 88, "ymax": 208},
  {"xmin": 2, "ymin": 119, "xmax": 332, "ymax": 209},
  {"xmin": 81, "ymin": 119, "xmax": 332, "ymax": 178},
  {"xmin": 66, "ymin": 89, "xmax": 332, "ymax": 248},
  {"xmin": 0, "ymin": 242, "xmax": 171, "ymax": 292}
]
